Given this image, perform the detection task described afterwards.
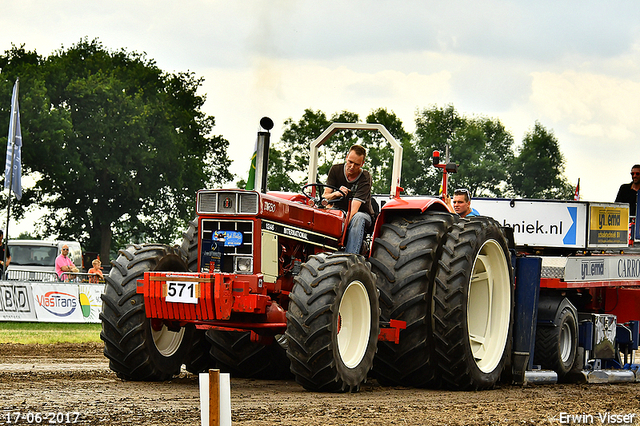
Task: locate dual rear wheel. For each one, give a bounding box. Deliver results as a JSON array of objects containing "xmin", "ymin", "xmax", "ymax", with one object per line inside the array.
[{"xmin": 370, "ymin": 214, "xmax": 514, "ymax": 390}]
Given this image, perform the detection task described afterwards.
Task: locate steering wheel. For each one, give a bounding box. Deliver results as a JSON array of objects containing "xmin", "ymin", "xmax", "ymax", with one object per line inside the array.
[{"xmin": 301, "ymin": 183, "xmax": 347, "ymax": 207}]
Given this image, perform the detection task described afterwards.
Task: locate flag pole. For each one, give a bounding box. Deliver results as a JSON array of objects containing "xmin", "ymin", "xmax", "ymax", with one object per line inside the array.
[{"xmin": 3, "ymin": 78, "xmax": 19, "ymax": 279}]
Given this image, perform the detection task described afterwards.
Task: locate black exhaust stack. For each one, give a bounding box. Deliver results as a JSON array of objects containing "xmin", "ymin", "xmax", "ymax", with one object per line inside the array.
[{"xmin": 254, "ymin": 117, "xmax": 274, "ymax": 193}]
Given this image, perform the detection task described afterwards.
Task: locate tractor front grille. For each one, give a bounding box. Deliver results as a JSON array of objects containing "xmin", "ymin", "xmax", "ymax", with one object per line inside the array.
[
  {"xmin": 200, "ymin": 219, "xmax": 254, "ymax": 273},
  {"xmin": 197, "ymin": 190, "xmax": 259, "ymax": 215}
]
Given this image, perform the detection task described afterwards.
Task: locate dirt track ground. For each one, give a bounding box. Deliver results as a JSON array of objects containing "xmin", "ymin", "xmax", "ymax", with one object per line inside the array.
[{"xmin": 1, "ymin": 343, "xmax": 640, "ymax": 425}]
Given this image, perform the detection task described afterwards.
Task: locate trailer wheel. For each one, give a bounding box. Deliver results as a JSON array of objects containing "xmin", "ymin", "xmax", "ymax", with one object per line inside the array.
[
  {"xmin": 100, "ymin": 244, "xmax": 194, "ymax": 381},
  {"xmin": 286, "ymin": 253, "xmax": 379, "ymax": 392},
  {"xmin": 534, "ymin": 307, "xmax": 578, "ymax": 379},
  {"xmin": 368, "ymin": 211, "xmax": 454, "ymax": 387},
  {"xmin": 206, "ymin": 330, "xmax": 292, "ymax": 379},
  {"xmin": 432, "ymin": 217, "xmax": 514, "ymax": 390}
]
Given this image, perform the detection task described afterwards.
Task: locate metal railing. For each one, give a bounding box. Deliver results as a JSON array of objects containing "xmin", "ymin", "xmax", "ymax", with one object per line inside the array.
[{"xmin": 5, "ymin": 269, "xmax": 105, "ymax": 284}]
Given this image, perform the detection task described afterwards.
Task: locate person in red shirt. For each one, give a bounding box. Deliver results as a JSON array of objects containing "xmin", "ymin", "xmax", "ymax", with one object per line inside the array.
[{"xmin": 88, "ymin": 258, "xmax": 104, "ymax": 283}]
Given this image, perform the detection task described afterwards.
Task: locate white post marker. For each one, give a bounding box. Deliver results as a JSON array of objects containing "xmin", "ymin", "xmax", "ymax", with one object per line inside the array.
[{"xmin": 199, "ymin": 369, "xmax": 231, "ymax": 426}]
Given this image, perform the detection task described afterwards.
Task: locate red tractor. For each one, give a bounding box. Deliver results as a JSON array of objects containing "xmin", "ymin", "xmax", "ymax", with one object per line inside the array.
[{"xmin": 100, "ymin": 120, "xmax": 514, "ymax": 392}]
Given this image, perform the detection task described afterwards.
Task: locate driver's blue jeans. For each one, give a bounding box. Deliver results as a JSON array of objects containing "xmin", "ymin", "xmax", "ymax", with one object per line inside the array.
[{"xmin": 345, "ymin": 212, "xmax": 371, "ymax": 254}]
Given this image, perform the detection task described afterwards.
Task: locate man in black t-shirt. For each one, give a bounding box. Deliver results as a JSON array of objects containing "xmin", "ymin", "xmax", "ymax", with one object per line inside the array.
[
  {"xmin": 323, "ymin": 144, "xmax": 374, "ymax": 254},
  {"xmin": 615, "ymin": 164, "xmax": 640, "ymax": 217}
]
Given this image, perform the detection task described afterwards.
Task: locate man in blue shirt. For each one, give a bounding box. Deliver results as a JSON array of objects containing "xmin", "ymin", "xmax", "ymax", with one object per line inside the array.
[{"xmin": 448, "ymin": 188, "xmax": 479, "ymax": 218}]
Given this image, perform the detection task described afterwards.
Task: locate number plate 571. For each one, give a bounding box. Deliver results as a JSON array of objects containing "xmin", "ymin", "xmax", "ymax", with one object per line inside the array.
[{"xmin": 165, "ymin": 281, "xmax": 199, "ymax": 304}]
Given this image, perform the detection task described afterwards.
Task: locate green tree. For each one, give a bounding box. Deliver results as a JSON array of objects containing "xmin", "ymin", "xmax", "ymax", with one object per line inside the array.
[
  {"xmin": 363, "ymin": 108, "xmax": 412, "ymax": 194},
  {"xmin": 410, "ymin": 104, "xmax": 466, "ymax": 195},
  {"xmin": 0, "ymin": 39, "xmax": 232, "ymax": 261},
  {"xmin": 411, "ymin": 105, "xmax": 515, "ymax": 197},
  {"xmin": 510, "ymin": 121, "xmax": 574, "ymax": 199},
  {"xmin": 0, "ymin": 45, "xmax": 60, "ymax": 223},
  {"xmin": 266, "ymin": 109, "xmax": 356, "ymax": 192}
]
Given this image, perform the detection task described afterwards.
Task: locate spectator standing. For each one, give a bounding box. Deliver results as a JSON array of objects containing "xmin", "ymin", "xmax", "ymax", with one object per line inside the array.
[
  {"xmin": 615, "ymin": 164, "xmax": 640, "ymax": 217},
  {"xmin": 55, "ymin": 244, "xmax": 79, "ymax": 280}
]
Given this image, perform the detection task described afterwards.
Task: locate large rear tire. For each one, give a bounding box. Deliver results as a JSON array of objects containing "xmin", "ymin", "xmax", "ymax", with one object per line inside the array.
[
  {"xmin": 185, "ymin": 329, "xmax": 216, "ymax": 374},
  {"xmin": 534, "ymin": 307, "xmax": 578, "ymax": 380},
  {"xmin": 432, "ymin": 217, "xmax": 514, "ymax": 390},
  {"xmin": 286, "ymin": 253, "xmax": 379, "ymax": 392},
  {"xmin": 100, "ymin": 244, "xmax": 194, "ymax": 381},
  {"xmin": 368, "ymin": 211, "xmax": 454, "ymax": 387}
]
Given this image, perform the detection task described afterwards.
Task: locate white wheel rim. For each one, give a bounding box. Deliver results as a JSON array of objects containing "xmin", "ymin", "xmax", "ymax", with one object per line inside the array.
[
  {"xmin": 151, "ymin": 324, "xmax": 185, "ymax": 357},
  {"xmin": 559, "ymin": 322, "xmax": 572, "ymax": 363},
  {"xmin": 467, "ymin": 239, "xmax": 511, "ymax": 373},
  {"xmin": 337, "ymin": 280, "xmax": 371, "ymax": 369}
]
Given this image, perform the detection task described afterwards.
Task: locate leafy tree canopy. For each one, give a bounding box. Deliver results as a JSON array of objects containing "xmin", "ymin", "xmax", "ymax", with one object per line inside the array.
[
  {"xmin": 510, "ymin": 121, "xmax": 574, "ymax": 199},
  {"xmin": 411, "ymin": 104, "xmax": 515, "ymax": 197},
  {"xmin": 267, "ymin": 104, "xmax": 574, "ymax": 201},
  {"xmin": 262, "ymin": 108, "xmax": 410, "ymax": 195},
  {"xmin": 0, "ymin": 39, "xmax": 232, "ymax": 261}
]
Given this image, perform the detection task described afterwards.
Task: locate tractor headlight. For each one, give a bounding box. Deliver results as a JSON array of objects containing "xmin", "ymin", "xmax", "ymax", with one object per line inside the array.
[{"xmin": 235, "ymin": 257, "xmax": 253, "ymax": 274}]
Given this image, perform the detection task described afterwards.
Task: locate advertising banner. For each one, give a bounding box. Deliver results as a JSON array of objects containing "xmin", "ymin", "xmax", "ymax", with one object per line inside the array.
[
  {"xmin": 564, "ymin": 255, "xmax": 640, "ymax": 282},
  {"xmin": 587, "ymin": 204, "xmax": 629, "ymax": 247},
  {"xmin": 31, "ymin": 283, "xmax": 102, "ymax": 323},
  {"xmin": 0, "ymin": 283, "xmax": 37, "ymax": 321},
  {"xmin": 77, "ymin": 284, "xmax": 104, "ymax": 323},
  {"xmin": 472, "ymin": 199, "xmax": 587, "ymax": 249}
]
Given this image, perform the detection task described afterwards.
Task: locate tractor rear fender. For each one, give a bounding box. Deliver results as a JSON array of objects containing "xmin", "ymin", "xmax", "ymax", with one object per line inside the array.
[
  {"xmin": 371, "ymin": 196, "xmax": 450, "ymax": 240},
  {"xmin": 536, "ymin": 295, "xmax": 578, "ymax": 327}
]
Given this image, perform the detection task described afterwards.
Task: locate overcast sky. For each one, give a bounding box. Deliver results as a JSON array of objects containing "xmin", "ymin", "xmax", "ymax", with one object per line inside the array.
[{"xmin": 2, "ymin": 1, "xmax": 640, "ymax": 234}]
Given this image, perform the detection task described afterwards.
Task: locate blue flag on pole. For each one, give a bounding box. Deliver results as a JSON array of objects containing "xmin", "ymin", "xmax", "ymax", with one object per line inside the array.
[{"xmin": 4, "ymin": 79, "xmax": 22, "ymax": 200}]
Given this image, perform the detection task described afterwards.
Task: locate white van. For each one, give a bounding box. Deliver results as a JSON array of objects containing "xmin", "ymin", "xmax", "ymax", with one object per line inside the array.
[{"xmin": 6, "ymin": 240, "xmax": 83, "ymax": 281}]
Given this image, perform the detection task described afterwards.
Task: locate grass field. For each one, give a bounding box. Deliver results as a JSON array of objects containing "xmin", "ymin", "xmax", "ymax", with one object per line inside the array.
[{"xmin": 0, "ymin": 322, "xmax": 102, "ymax": 344}]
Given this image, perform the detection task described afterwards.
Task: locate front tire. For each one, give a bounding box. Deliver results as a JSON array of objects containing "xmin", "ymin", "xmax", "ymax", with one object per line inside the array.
[
  {"xmin": 100, "ymin": 244, "xmax": 194, "ymax": 381},
  {"xmin": 285, "ymin": 253, "xmax": 379, "ymax": 392},
  {"xmin": 432, "ymin": 217, "xmax": 514, "ymax": 390}
]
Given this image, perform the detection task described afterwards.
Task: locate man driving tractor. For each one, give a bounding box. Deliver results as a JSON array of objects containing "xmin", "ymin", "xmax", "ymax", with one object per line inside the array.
[{"xmin": 323, "ymin": 144, "xmax": 375, "ymax": 253}]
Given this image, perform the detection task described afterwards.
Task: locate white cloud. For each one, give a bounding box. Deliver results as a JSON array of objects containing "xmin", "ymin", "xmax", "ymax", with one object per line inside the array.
[
  {"xmin": 528, "ymin": 70, "xmax": 640, "ymax": 201},
  {"xmin": 530, "ymin": 70, "xmax": 640, "ymax": 140},
  {"xmin": 203, "ymin": 62, "xmax": 452, "ymax": 181}
]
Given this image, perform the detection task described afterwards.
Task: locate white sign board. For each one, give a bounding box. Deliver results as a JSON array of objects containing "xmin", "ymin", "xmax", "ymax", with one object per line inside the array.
[
  {"xmin": 0, "ymin": 283, "xmax": 37, "ymax": 321},
  {"xmin": 472, "ymin": 199, "xmax": 587, "ymax": 249},
  {"xmin": 31, "ymin": 283, "xmax": 102, "ymax": 323},
  {"xmin": 563, "ymin": 256, "xmax": 640, "ymax": 282},
  {"xmin": 32, "ymin": 283, "xmax": 84, "ymax": 322}
]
